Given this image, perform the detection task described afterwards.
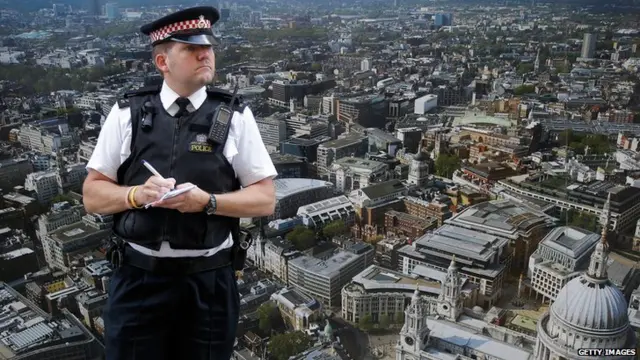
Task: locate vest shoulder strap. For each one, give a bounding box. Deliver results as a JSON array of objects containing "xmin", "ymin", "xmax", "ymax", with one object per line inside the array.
[
  {"xmin": 206, "ymin": 87, "xmax": 246, "ymax": 112},
  {"xmin": 118, "ymin": 85, "xmax": 162, "ymax": 108}
]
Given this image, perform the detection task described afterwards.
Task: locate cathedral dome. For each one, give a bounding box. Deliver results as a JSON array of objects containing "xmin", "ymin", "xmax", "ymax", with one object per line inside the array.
[{"xmin": 550, "ymin": 274, "xmax": 628, "ymax": 331}]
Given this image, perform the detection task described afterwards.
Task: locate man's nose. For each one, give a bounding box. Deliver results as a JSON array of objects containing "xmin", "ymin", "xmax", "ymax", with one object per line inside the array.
[{"xmin": 196, "ymin": 46, "xmax": 213, "ymax": 59}]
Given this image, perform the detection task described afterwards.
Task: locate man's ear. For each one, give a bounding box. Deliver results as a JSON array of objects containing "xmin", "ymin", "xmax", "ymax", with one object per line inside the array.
[{"xmin": 155, "ymin": 52, "xmax": 169, "ymax": 73}]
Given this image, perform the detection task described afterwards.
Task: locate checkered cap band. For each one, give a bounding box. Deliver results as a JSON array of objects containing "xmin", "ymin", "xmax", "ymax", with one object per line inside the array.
[{"xmin": 149, "ymin": 18, "xmax": 212, "ymax": 42}]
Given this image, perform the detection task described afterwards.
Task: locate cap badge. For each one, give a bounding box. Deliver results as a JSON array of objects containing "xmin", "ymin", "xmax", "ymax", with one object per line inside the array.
[{"xmin": 198, "ymin": 15, "xmax": 207, "ymax": 28}]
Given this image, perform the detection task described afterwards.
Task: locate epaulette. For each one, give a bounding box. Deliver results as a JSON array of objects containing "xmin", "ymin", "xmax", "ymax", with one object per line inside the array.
[
  {"xmin": 124, "ymin": 84, "xmax": 162, "ymax": 99},
  {"xmin": 206, "ymin": 87, "xmax": 246, "ymax": 111},
  {"xmin": 117, "ymin": 84, "xmax": 161, "ymax": 109},
  {"xmin": 117, "ymin": 98, "xmax": 130, "ymax": 109}
]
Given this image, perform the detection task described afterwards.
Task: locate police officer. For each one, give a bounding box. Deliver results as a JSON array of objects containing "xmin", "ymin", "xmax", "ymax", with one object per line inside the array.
[{"xmin": 82, "ymin": 6, "xmax": 277, "ymax": 360}]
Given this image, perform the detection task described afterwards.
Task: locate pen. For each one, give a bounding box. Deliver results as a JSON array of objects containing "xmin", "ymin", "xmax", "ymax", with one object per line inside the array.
[
  {"xmin": 142, "ymin": 160, "xmax": 163, "ymax": 179},
  {"xmin": 142, "ymin": 160, "xmax": 174, "ymax": 190}
]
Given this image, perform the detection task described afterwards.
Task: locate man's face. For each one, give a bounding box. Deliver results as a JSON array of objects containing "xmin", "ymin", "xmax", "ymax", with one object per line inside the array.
[{"xmin": 157, "ymin": 42, "xmax": 216, "ymax": 87}]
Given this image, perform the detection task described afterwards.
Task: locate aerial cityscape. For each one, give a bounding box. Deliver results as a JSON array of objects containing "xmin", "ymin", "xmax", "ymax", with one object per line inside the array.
[{"xmin": 1, "ymin": 0, "xmax": 640, "ymax": 359}]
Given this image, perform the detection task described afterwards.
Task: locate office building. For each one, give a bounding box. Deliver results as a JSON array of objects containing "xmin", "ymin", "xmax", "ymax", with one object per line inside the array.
[
  {"xmin": 287, "ymin": 243, "xmax": 373, "ymax": 307},
  {"xmin": 447, "ymin": 200, "xmax": 556, "ymax": 272},
  {"xmin": 414, "ymin": 95, "xmax": 438, "ymax": 114},
  {"xmin": 0, "ymin": 158, "xmax": 33, "ymax": 189},
  {"xmin": 581, "ymin": 33, "xmax": 596, "ymax": 59},
  {"xmin": 342, "ymin": 264, "xmax": 479, "ymax": 324},
  {"xmin": 317, "ymin": 134, "xmax": 368, "ymax": 174},
  {"xmin": 272, "ymin": 178, "xmax": 335, "ymax": 220},
  {"xmin": 337, "ymin": 95, "xmax": 387, "ymax": 128},
  {"xmin": 42, "ymin": 214, "xmax": 113, "ymax": 271},
  {"xmin": 297, "ymin": 195, "xmax": 356, "ymax": 229},
  {"xmin": 528, "ymin": 226, "xmax": 600, "ymax": 303},
  {"xmin": 270, "ymin": 287, "xmax": 321, "ymax": 331},
  {"xmin": 256, "ymin": 116, "xmax": 287, "ymax": 149},
  {"xmin": 328, "ymin": 157, "xmax": 390, "ymax": 192},
  {"xmin": 0, "ymin": 283, "xmax": 104, "ymax": 359},
  {"xmin": 397, "ymin": 224, "xmax": 510, "ymax": 308}
]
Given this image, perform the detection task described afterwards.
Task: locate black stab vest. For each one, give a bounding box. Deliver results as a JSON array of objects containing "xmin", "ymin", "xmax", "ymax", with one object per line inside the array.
[{"xmin": 113, "ymin": 87, "xmax": 242, "ymax": 250}]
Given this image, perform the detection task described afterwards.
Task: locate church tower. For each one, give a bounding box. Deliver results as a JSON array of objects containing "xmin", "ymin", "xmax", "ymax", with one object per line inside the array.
[
  {"xmin": 251, "ymin": 218, "xmax": 267, "ymax": 270},
  {"xmin": 407, "ymin": 146, "xmax": 430, "ymax": 188},
  {"xmin": 436, "ymin": 256, "xmax": 463, "ymax": 321},
  {"xmin": 396, "ymin": 287, "xmax": 430, "ymax": 360},
  {"xmin": 589, "ymin": 192, "xmax": 611, "ymax": 279}
]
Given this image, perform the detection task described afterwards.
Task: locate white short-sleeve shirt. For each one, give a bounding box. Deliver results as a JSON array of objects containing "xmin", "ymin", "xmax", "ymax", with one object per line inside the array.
[{"xmin": 86, "ymin": 82, "xmax": 277, "ymax": 258}]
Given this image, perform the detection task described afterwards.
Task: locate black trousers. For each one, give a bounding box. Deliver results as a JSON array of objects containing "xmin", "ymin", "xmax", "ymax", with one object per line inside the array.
[{"xmin": 103, "ymin": 262, "xmax": 239, "ymax": 360}]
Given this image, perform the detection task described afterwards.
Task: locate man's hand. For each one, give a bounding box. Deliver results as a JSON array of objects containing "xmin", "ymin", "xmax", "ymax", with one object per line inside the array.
[
  {"xmin": 151, "ymin": 182, "xmax": 210, "ymax": 213},
  {"xmin": 135, "ymin": 176, "xmax": 176, "ymax": 206}
]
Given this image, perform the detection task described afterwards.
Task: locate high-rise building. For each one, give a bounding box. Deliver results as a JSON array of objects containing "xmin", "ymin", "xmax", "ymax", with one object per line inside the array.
[
  {"xmin": 91, "ymin": 0, "xmax": 101, "ymax": 16},
  {"xmin": 105, "ymin": 3, "xmax": 119, "ymax": 20},
  {"xmin": 434, "ymin": 13, "xmax": 453, "ymax": 27},
  {"xmin": 581, "ymin": 33, "xmax": 596, "ymax": 59}
]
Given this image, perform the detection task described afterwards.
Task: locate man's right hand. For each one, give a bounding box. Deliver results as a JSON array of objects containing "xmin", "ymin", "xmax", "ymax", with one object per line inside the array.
[{"xmin": 134, "ymin": 176, "xmax": 176, "ymax": 206}]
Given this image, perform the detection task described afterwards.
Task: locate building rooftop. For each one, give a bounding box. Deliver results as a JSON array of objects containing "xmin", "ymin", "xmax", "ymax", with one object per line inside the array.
[
  {"xmin": 297, "ymin": 195, "xmax": 354, "ymax": 217},
  {"xmin": 49, "ymin": 222, "xmax": 104, "ymax": 244},
  {"xmin": 0, "ymin": 283, "xmax": 96, "ymax": 359},
  {"xmin": 540, "ymin": 226, "xmax": 600, "ymax": 259},
  {"xmin": 83, "ymin": 259, "xmax": 112, "ymax": 277},
  {"xmin": 425, "ymin": 317, "xmax": 533, "ymax": 360},
  {"xmin": 318, "ymin": 134, "xmax": 366, "ymax": 149},
  {"xmin": 365, "ymin": 127, "xmax": 402, "ymax": 143},
  {"xmin": 0, "ymin": 248, "xmax": 34, "ymax": 260},
  {"xmin": 270, "ymin": 287, "xmax": 320, "ymax": 313},
  {"xmin": 416, "ymin": 224, "xmax": 508, "ymax": 263},
  {"xmin": 274, "ymin": 178, "xmax": 333, "ymax": 201},
  {"xmin": 450, "ymin": 200, "xmax": 551, "ymax": 237},
  {"xmin": 347, "ymin": 264, "xmax": 445, "ymax": 296},
  {"xmin": 3, "ymin": 193, "xmax": 36, "ymax": 205},
  {"xmin": 359, "ymin": 179, "xmax": 406, "ymax": 200},
  {"xmin": 270, "ymin": 153, "xmax": 306, "ymax": 165},
  {"xmin": 288, "ymin": 250, "xmax": 360, "ymax": 279},
  {"xmin": 386, "ymin": 210, "xmax": 435, "ymax": 229},
  {"xmin": 334, "ymin": 157, "xmax": 387, "ymax": 171}
]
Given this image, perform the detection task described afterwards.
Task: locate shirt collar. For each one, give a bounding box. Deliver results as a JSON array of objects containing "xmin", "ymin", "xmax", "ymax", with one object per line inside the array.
[{"xmin": 159, "ymin": 81, "xmax": 207, "ymax": 112}]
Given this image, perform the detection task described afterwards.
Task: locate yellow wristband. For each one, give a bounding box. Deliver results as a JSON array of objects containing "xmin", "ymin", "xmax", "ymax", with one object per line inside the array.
[
  {"xmin": 125, "ymin": 187, "xmax": 134, "ymax": 209},
  {"xmin": 129, "ymin": 186, "xmax": 143, "ymax": 209}
]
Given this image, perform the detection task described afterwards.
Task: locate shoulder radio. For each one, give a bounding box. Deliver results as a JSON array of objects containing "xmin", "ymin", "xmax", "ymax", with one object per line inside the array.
[{"xmin": 207, "ymin": 84, "xmax": 239, "ymax": 145}]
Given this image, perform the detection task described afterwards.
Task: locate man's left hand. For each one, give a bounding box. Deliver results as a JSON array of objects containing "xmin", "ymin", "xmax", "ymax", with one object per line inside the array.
[{"xmin": 151, "ymin": 182, "xmax": 209, "ymax": 213}]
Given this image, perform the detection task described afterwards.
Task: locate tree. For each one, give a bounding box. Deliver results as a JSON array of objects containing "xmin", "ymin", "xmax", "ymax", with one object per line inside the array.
[
  {"xmin": 286, "ymin": 225, "xmax": 316, "ymax": 250},
  {"xmin": 379, "ymin": 314, "xmax": 390, "ymax": 329},
  {"xmin": 322, "ymin": 220, "xmax": 347, "ymax": 239},
  {"xmin": 257, "ymin": 303, "xmax": 281, "ymax": 333},
  {"xmin": 358, "ymin": 314, "xmax": 374, "ymax": 332},
  {"xmin": 50, "ymin": 194, "xmax": 75, "ymax": 205},
  {"xmin": 268, "ymin": 332, "xmax": 313, "ymax": 360},
  {"xmin": 434, "ymin": 154, "xmax": 461, "ymax": 179},
  {"xmin": 514, "ymin": 85, "xmax": 535, "ymax": 96}
]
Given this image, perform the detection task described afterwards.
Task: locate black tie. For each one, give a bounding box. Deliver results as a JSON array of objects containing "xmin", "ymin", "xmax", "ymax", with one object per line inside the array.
[{"xmin": 174, "ymin": 97, "xmax": 191, "ymax": 118}]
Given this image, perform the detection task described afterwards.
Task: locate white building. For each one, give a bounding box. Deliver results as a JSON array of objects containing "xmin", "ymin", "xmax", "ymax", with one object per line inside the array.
[
  {"xmin": 287, "ymin": 243, "xmax": 374, "ymax": 307},
  {"xmin": 25, "ymin": 171, "xmax": 59, "ymax": 204},
  {"xmin": 328, "ymin": 157, "xmax": 389, "ymax": 192},
  {"xmin": 270, "ymin": 287, "xmax": 322, "ymax": 331},
  {"xmin": 407, "ymin": 151, "xmax": 430, "ymax": 187},
  {"xmin": 272, "ymin": 178, "xmax": 335, "ymax": 220},
  {"xmin": 341, "ymin": 264, "xmax": 479, "ymax": 324},
  {"xmin": 528, "ymin": 226, "xmax": 600, "ymax": 303},
  {"xmin": 297, "ymin": 195, "xmax": 355, "ymax": 229},
  {"xmin": 414, "ymin": 95, "xmax": 438, "ymax": 114}
]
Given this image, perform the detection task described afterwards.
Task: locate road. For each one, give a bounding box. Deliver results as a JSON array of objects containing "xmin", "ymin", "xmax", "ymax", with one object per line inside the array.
[{"xmin": 329, "ymin": 316, "xmax": 373, "ymax": 360}]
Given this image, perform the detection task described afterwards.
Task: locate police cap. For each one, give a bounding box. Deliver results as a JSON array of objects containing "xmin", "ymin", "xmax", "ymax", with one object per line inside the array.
[{"xmin": 140, "ymin": 6, "xmax": 220, "ymax": 47}]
